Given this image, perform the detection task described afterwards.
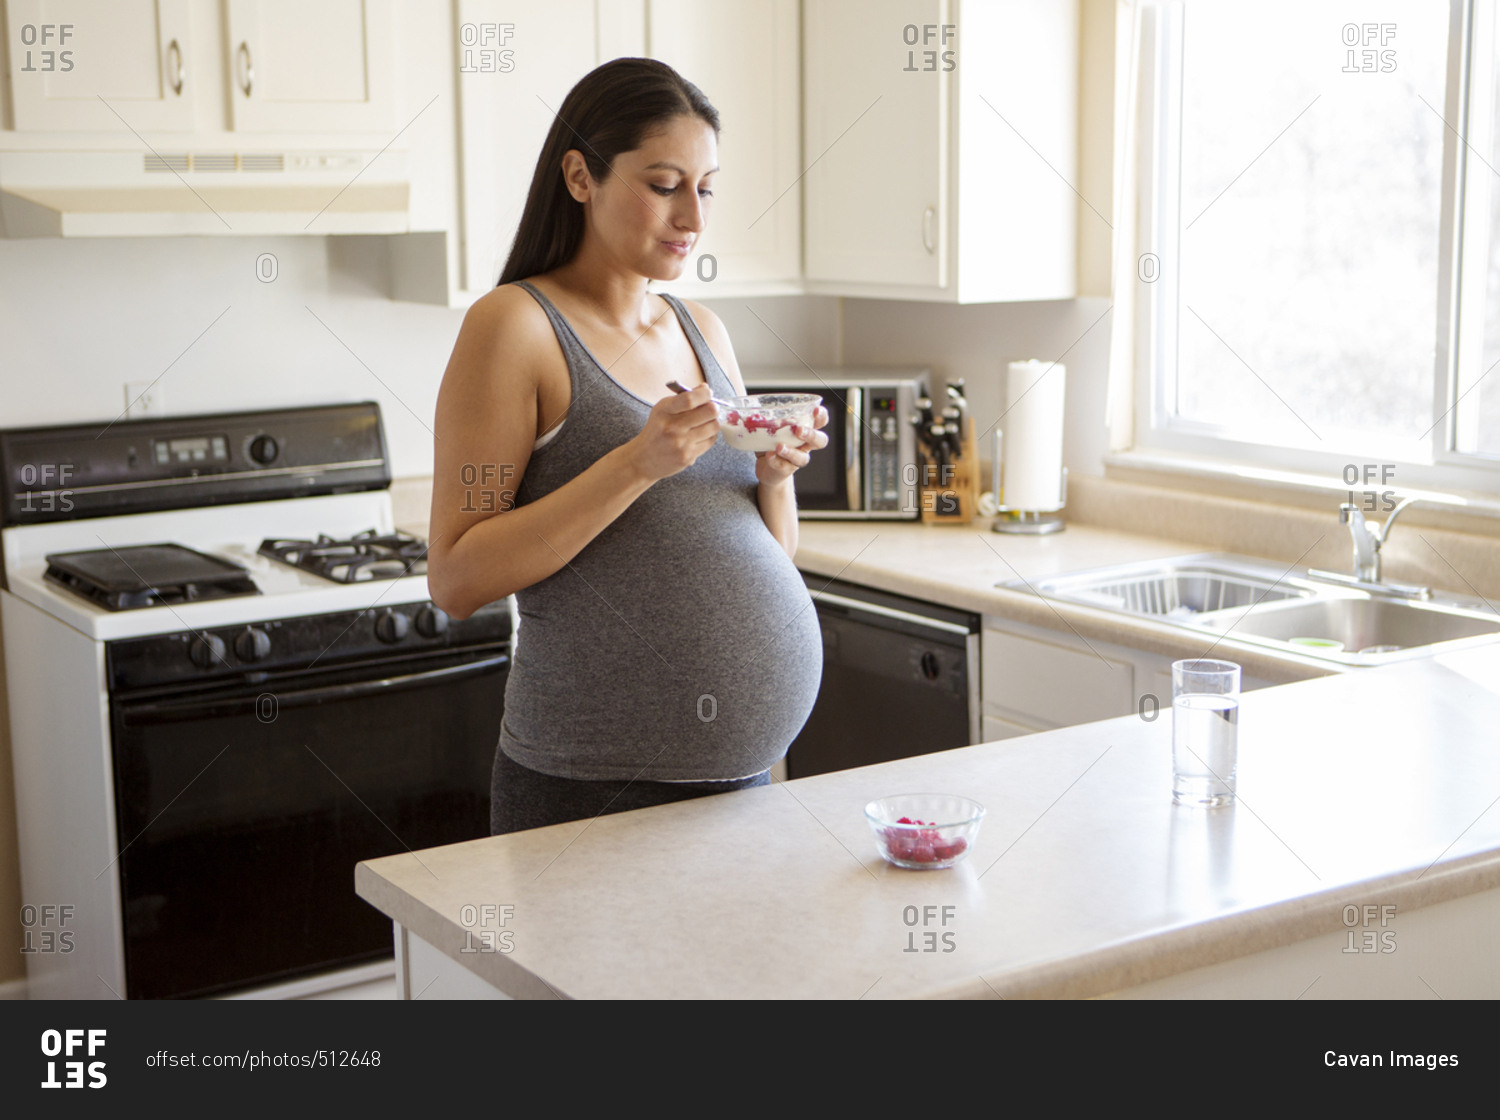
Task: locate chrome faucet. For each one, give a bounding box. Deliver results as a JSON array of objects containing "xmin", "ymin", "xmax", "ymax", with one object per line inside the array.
[
  {"xmin": 1328, "ymin": 497, "xmax": 1430, "ymax": 598},
  {"xmin": 1339, "ymin": 497, "xmax": 1420, "ymax": 581}
]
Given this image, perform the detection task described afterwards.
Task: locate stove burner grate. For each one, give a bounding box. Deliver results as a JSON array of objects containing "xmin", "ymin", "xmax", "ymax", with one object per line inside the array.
[{"xmin": 258, "ymin": 529, "xmax": 428, "ymax": 583}]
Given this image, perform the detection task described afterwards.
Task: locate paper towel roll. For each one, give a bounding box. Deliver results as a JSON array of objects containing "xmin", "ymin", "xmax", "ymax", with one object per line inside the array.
[{"xmin": 1001, "ymin": 359, "xmax": 1066, "ymax": 512}]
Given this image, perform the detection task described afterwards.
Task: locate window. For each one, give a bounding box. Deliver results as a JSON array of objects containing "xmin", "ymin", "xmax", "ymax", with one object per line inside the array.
[{"xmin": 1133, "ymin": 0, "xmax": 1500, "ymax": 494}]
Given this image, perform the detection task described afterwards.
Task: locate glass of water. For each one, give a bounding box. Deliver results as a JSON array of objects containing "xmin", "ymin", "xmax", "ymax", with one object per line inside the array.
[{"xmin": 1171, "ymin": 659, "xmax": 1241, "ymax": 807}]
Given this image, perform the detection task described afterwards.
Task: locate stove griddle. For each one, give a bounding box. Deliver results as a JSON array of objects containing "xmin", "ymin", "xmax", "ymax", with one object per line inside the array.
[{"xmin": 44, "ymin": 543, "xmax": 261, "ymax": 611}]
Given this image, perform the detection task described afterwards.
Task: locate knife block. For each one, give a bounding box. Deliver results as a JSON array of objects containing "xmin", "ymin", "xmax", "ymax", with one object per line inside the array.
[{"xmin": 918, "ymin": 416, "xmax": 981, "ymax": 525}]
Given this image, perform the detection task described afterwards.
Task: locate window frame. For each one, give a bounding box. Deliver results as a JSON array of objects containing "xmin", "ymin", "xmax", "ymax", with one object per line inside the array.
[{"xmin": 1130, "ymin": 0, "xmax": 1500, "ymax": 496}]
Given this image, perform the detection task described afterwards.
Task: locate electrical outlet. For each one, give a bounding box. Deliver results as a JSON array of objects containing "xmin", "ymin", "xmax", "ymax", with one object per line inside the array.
[{"xmin": 124, "ymin": 381, "xmax": 165, "ymax": 419}]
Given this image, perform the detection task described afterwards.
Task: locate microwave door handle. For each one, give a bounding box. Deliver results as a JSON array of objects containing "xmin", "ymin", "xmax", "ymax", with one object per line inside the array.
[
  {"xmin": 845, "ymin": 387, "xmax": 862, "ymax": 511},
  {"xmin": 117, "ymin": 654, "xmax": 510, "ymax": 723}
]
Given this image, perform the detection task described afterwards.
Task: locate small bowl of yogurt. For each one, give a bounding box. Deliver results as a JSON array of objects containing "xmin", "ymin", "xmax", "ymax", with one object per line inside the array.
[{"xmin": 715, "ymin": 394, "xmax": 822, "ymax": 453}]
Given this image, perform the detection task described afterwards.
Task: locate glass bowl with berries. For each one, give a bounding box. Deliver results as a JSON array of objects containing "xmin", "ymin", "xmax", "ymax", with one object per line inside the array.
[
  {"xmin": 865, "ymin": 795, "xmax": 986, "ymax": 870},
  {"xmin": 715, "ymin": 393, "xmax": 823, "ymax": 453}
]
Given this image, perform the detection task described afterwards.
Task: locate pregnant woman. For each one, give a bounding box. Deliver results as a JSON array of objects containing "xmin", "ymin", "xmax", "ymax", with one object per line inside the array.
[{"xmin": 426, "ymin": 58, "xmax": 828, "ymax": 835}]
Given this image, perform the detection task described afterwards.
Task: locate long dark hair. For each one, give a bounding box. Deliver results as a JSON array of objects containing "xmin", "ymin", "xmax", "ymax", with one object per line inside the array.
[{"xmin": 496, "ymin": 58, "xmax": 720, "ymax": 288}]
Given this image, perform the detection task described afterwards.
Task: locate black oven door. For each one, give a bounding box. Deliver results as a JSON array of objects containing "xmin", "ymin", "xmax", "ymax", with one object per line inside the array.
[{"xmin": 109, "ymin": 648, "xmax": 507, "ymax": 999}]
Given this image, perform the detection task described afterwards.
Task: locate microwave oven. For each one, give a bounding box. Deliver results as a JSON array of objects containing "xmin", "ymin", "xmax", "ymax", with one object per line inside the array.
[{"xmin": 741, "ymin": 367, "xmax": 928, "ymax": 519}]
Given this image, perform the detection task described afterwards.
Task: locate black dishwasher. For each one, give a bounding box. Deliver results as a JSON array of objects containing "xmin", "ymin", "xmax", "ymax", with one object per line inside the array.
[{"xmin": 786, "ymin": 573, "xmax": 981, "ymax": 779}]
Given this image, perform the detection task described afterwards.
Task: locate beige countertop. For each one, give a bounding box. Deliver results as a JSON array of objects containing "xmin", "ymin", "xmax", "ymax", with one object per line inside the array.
[
  {"xmin": 356, "ymin": 642, "xmax": 1500, "ymax": 998},
  {"xmin": 791, "ymin": 518, "xmax": 1344, "ymax": 683}
]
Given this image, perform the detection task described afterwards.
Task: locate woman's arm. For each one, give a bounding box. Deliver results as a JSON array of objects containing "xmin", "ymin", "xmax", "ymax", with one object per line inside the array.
[
  {"xmin": 686, "ymin": 300, "xmax": 829, "ymax": 560},
  {"xmin": 427, "ymin": 287, "xmax": 720, "ymax": 619}
]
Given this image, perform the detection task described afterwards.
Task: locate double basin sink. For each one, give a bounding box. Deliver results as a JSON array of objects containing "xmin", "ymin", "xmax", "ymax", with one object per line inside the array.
[{"xmin": 999, "ymin": 553, "xmax": 1500, "ymax": 666}]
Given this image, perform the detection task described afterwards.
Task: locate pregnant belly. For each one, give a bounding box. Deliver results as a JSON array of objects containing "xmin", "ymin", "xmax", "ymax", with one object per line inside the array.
[{"xmin": 503, "ymin": 513, "xmax": 824, "ymax": 782}]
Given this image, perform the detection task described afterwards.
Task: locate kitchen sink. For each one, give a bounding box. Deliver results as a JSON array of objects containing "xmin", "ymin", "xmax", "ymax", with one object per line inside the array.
[
  {"xmin": 1008, "ymin": 553, "xmax": 1320, "ymax": 618},
  {"xmin": 1192, "ymin": 596, "xmax": 1500, "ymax": 653},
  {"xmin": 1000, "ymin": 551, "xmax": 1500, "ymax": 665}
]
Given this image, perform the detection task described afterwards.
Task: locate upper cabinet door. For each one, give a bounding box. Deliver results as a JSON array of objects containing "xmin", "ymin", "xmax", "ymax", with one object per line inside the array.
[
  {"xmin": 802, "ymin": 0, "xmax": 948, "ymax": 289},
  {"xmin": 224, "ymin": 0, "xmax": 396, "ymax": 133},
  {"xmin": 647, "ymin": 0, "xmax": 801, "ymax": 294},
  {"xmin": 5, "ymin": 0, "xmax": 196, "ymax": 131},
  {"xmin": 454, "ymin": 0, "xmax": 603, "ymax": 294}
]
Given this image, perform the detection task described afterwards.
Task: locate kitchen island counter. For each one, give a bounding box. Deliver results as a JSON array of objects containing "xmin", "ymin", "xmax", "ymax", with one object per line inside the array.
[{"xmin": 355, "ymin": 643, "xmax": 1500, "ymax": 999}]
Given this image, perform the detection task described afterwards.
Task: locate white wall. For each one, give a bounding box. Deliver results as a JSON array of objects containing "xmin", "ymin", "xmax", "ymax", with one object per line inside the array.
[
  {"xmin": 0, "ymin": 235, "xmax": 458, "ymax": 477},
  {"xmin": 0, "ymin": 242, "xmax": 1108, "ymax": 482}
]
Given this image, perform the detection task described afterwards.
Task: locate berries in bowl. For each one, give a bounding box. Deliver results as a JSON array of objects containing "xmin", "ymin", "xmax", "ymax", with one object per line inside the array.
[
  {"xmin": 716, "ymin": 393, "xmax": 822, "ymax": 453},
  {"xmin": 865, "ymin": 795, "xmax": 985, "ymax": 870}
]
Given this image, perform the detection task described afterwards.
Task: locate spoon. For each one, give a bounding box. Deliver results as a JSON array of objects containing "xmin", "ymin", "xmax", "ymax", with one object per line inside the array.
[{"xmin": 665, "ymin": 379, "xmax": 736, "ymax": 409}]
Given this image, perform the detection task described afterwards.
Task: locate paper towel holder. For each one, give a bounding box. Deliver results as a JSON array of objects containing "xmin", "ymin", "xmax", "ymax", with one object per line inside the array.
[{"xmin": 988, "ymin": 429, "xmax": 1067, "ymax": 535}]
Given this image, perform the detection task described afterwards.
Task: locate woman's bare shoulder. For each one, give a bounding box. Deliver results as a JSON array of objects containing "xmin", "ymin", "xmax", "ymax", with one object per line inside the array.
[{"xmin": 461, "ymin": 283, "xmax": 555, "ymax": 358}]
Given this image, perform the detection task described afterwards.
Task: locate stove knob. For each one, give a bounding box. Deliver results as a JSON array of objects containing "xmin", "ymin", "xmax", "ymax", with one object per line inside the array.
[
  {"xmin": 415, "ymin": 605, "xmax": 449, "ymax": 638},
  {"xmin": 188, "ymin": 633, "xmax": 227, "ymax": 669},
  {"xmin": 374, "ymin": 609, "xmax": 409, "ymax": 644},
  {"xmin": 234, "ymin": 626, "xmax": 272, "ymax": 662},
  {"xmin": 249, "ymin": 435, "xmax": 279, "ymax": 465}
]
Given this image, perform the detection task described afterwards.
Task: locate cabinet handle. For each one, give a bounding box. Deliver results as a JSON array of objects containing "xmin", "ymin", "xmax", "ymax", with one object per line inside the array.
[
  {"xmin": 237, "ymin": 42, "xmax": 253, "ymax": 98},
  {"xmin": 166, "ymin": 39, "xmax": 183, "ymax": 96},
  {"xmin": 922, "ymin": 205, "xmax": 936, "ymax": 254}
]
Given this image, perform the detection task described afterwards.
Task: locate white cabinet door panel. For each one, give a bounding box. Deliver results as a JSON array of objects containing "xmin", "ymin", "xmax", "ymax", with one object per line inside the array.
[
  {"xmin": 6, "ymin": 0, "xmax": 195, "ymax": 131},
  {"xmin": 454, "ymin": 0, "xmax": 599, "ymax": 294},
  {"xmin": 802, "ymin": 0, "xmax": 947, "ymax": 287},
  {"xmin": 225, "ymin": 0, "xmax": 395, "ymax": 132},
  {"xmin": 648, "ymin": 0, "xmax": 800, "ymax": 292},
  {"xmin": 982, "ymin": 627, "xmax": 1134, "ymax": 727}
]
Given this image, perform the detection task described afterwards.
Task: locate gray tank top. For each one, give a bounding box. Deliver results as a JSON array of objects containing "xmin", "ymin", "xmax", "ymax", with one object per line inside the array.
[{"xmin": 497, "ymin": 280, "xmax": 823, "ymax": 782}]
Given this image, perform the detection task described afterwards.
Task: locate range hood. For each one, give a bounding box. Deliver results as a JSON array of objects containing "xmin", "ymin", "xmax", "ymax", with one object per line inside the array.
[{"xmin": 0, "ymin": 150, "xmax": 411, "ymax": 237}]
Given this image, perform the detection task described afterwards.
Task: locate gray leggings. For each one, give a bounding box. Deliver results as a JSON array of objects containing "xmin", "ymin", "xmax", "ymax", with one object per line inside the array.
[{"xmin": 490, "ymin": 745, "xmax": 771, "ymax": 835}]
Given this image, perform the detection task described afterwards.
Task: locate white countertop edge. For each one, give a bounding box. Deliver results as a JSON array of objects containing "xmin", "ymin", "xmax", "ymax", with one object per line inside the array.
[
  {"xmin": 355, "ymin": 864, "xmax": 571, "ymax": 1001},
  {"xmin": 939, "ymin": 847, "xmax": 1500, "ymax": 1001}
]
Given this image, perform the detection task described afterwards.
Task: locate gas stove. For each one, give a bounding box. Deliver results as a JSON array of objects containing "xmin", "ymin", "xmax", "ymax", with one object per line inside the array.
[
  {"xmin": 0, "ymin": 403, "xmax": 510, "ymax": 1000},
  {"xmin": 3, "ymin": 494, "xmax": 435, "ymax": 641}
]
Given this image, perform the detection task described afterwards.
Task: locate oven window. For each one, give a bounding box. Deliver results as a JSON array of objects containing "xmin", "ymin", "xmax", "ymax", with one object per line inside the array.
[{"xmin": 110, "ymin": 651, "xmax": 506, "ymax": 999}]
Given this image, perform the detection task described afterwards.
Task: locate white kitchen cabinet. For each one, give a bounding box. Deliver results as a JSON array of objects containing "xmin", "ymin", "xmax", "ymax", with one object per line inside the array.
[
  {"xmin": 449, "ymin": 0, "xmax": 644, "ymax": 300},
  {"xmin": 3, "ymin": 0, "xmax": 397, "ymax": 135},
  {"xmin": 3, "ymin": 0, "xmax": 196, "ymax": 131},
  {"xmin": 801, "ymin": 0, "xmax": 1078, "ymax": 302},
  {"xmin": 223, "ymin": 0, "xmax": 396, "ymax": 133},
  {"xmin": 647, "ymin": 0, "xmax": 802, "ymax": 298},
  {"xmin": 981, "ymin": 616, "xmax": 1275, "ymax": 733}
]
